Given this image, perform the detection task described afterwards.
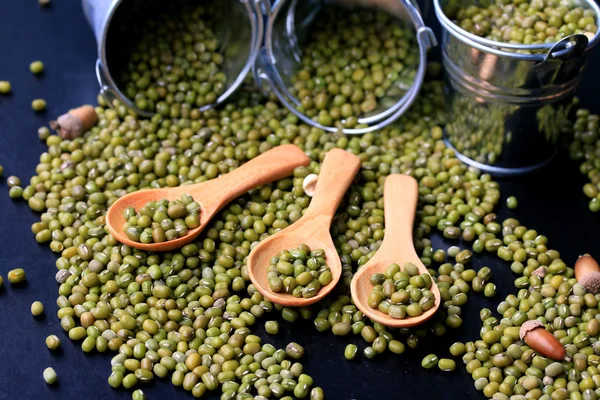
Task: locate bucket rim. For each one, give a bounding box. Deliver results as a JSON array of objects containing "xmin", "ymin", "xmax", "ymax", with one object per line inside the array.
[{"xmin": 433, "ymin": 0, "xmax": 600, "ymax": 59}]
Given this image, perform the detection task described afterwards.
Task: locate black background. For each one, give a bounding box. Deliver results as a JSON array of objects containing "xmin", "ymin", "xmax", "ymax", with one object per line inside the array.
[{"xmin": 0, "ymin": 2, "xmax": 599, "ymax": 400}]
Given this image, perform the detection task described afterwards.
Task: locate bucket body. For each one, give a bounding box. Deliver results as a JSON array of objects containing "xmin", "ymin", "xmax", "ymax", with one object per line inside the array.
[
  {"xmin": 434, "ymin": 0, "xmax": 600, "ymax": 175},
  {"xmin": 255, "ymin": 0, "xmax": 437, "ymax": 135},
  {"xmin": 82, "ymin": 0, "xmax": 264, "ymax": 116}
]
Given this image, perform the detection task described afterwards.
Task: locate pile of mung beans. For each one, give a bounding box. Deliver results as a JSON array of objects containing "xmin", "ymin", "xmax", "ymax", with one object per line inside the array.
[
  {"xmin": 267, "ymin": 245, "xmax": 332, "ymax": 298},
  {"xmin": 289, "ymin": 6, "xmax": 418, "ymax": 129},
  {"xmin": 569, "ymin": 109, "xmax": 600, "ymax": 212},
  {"xmin": 368, "ymin": 263, "xmax": 436, "ymax": 319},
  {"xmin": 18, "ymin": 71, "xmax": 510, "ymax": 397},
  {"xmin": 7, "ymin": 6, "xmax": 600, "ymax": 399},
  {"xmin": 122, "ymin": 194, "xmax": 200, "ymax": 243},
  {"xmin": 448, "ymin": 0, "xmax": 598, "ymax": 45},
  {"xmin": 15, "ymin": 65, "xmax": 600, "ymax": 399},
  {"xmin": 443, "ymin": 223, "xmax": 600, "ymax": 400}
]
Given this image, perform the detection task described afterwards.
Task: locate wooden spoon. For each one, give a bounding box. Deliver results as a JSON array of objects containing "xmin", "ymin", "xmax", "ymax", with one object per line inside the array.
[
  {"xmin": 105, "ymin": 145, "xmax": 310, "ymax": 251},
  {"xmin": 350, "ymin": 174, "xmax": 441, "ymax": 328},
  {"xmin": 247, "ymin": 148, "xmax": 361, "ymax": 306}
]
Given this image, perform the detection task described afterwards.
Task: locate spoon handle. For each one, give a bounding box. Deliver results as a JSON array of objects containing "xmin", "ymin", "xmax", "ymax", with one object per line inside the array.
[
  {"xmin": 204, "ymin": 144, "xmax": 310, "ymax": 205},
  {"xmin": 305, "ymin": 148, "xmax": 361, "ymax": 221},
  {"xmin": 376, "ymin": 174, "xmax": 419, "ymax": 259}
]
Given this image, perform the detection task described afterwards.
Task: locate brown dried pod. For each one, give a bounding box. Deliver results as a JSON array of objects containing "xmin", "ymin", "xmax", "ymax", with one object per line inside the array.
[
  {"xmin": 50, "ymin": 105, "xmax": 98, "ymax": 139},
  {"xmin": 519, "ymin": 320, "xmax": 566, "ymax": 361},
  {"xmin": 575, "ymin": 255, "xmax": 600, "ymax": 294},
  {"xmin": 579, "ymin": 272, "xmax": 600, "ymax": 294},
  {"xmin": 575, "ymin": 255, "xmax": 600, "ymax": 280}
]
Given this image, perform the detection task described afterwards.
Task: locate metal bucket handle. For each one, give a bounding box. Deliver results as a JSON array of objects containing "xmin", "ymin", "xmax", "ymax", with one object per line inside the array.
[
  {"xmin": 534, "ymin": 34, "xmax": 589, "ymax": 86},
  {"xmin": 255, "ymin": 0, "xmax": 437, "ymax": 135}
]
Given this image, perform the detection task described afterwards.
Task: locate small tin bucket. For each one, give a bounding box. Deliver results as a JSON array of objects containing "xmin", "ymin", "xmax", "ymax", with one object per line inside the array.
[
  {"xmin": 82, "ymin": 0, "xmax": 265, "ymax": 117},
  {"xmin": 434, "ymin": 0, "xmax": 600, "ymax": 175},
  {"xmin": 255, "ymin": 0, "xmax": 437, "ymax": 135}
]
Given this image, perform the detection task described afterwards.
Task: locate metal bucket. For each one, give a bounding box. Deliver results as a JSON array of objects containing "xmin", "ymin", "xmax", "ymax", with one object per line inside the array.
[
  {"xmin": 82, "ymin": 0, "xmax": 265, "ymax": 117},
  {"xmin": 434, "ymin": 0, "xmax": 600, "ymax": 175},
  {"xmin": 254, "ymin": 0, "xmax": 437, "ymax": 135}
]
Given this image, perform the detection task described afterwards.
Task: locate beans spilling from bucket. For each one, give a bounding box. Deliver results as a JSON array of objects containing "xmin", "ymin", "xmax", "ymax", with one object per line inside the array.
[{"xmin": 290, "ymin": 6, "xmax": 418, "ymax": 129}]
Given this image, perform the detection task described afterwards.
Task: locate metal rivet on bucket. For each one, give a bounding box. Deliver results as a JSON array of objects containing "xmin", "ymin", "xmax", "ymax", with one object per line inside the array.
[
  {"xmin": 253, "ymin": 0, "xmax": 437, "ymax": 135},
  {"xmin": 434, "ymin": 0, "xmax": 600, "ymax": 176},
  {"xmin": 82, "ymin": 0, "xmax": 265, "ymax": 117}
]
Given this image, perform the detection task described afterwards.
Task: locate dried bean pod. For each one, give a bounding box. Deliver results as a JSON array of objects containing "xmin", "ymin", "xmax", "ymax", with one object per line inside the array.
[
  {"xmin": 519, "ymin": 320, "xmax": 567, "ymax": 361},
  {"xmin": 50, "ymin": 105, "xmax": 98, "ymax": 139},
  {"xmin": 575, "ymin": 255, "xmax": 600, "ymax": 293},
  {"xmin": 575, "ymin": 255, "xmax": 600, "ymax": 280}
]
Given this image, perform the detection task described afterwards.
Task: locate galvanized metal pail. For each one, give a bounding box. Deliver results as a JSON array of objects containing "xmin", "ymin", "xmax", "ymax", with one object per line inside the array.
[{"xmin": 434, "ymin": 0, "xmax": 600, "ymax": 175}]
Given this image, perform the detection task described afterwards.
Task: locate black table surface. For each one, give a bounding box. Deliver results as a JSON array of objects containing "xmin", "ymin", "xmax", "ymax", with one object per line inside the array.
[{"xmin": 1, "ymin": 2, "xmax": 599, "ymax": 400}]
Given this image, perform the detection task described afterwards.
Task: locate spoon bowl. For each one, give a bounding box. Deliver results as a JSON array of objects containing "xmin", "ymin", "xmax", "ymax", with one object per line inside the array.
[
  {"xmin": 106, "ymin": 145, "xmax": 310, "ymax": 251},
  {"xmin": 248, "ymin": 148, "xmax": 361, "ymax": 306},
  {"xmin": 248, "ymin": 226, "xmax": 340, "ymax": 306},
  {"xmin": 351, "ymin": 174, "xmax": 441, "ymax": 328}
]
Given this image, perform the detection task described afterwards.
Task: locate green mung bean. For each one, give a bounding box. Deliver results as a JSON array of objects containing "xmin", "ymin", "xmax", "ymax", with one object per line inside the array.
[
  {"xmin": 30, "ymin": 61, "xmax": 44, "ymax": 75},
  {"xmin": 31, "ymin": 301, "xmax": 44, "ymax": 316},
  {"xmin": 506, "ymin": 196, "xmax": 518, "ymax": 209},
  {"xmin": 344, "ymin": 344, "xmax": 358, "ymax": 360},
  {"xmin": 286, "ymin": 342, "xmax": 305, "ymax": 359},
  {"xmin": 484, "ymin": 283, "xmax": 497, "ymax": 298},
  {"xmin": 0, "ymin": 81, "xmax": 11, "ymax": 94},
  {"xmin": 422, "ymin": 354, "xmax": 439, "ymax": 369},
  {"xmin": 7, "ymin": 268, "xmax": 25, "ymax": 284},
  {"xmin": 43, "ymin": 367, "xmax": 57, "ymax": 384},
  {"xmin": 438, "ymin": 358, "xmax": 456, "ymax": 372},
  {"xmin": 46, "ymin": 335, "xmax": 61, "ymax": 351},
  {"xmin": 265, "ymin": 321, "xmax": 279, "ymax": 335},
  {"xmin": 6, "ymin": 176, "xmax": 20, "ymax": 187},
  {"xmin": 32, "ymin": 99, "xmax": 46, "ymax": 112},
  {"xmin": 8, "ymin": 186, "xmax": 23, "ymax": 199},
  {"xmin": 37, "ymin": 126, "xmax": 50, "ymax": 141},
  {"xmin": 132, "ymin": 389, "xmax": 146, "ymax": 400}
]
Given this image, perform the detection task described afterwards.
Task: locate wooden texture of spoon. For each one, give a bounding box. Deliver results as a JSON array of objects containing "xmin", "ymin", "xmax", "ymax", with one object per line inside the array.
[
  {"xmin": 247, "ymin": 148, "xmax": 361, "ymax": 306},
  {"xmin": 106, "ymin": 145, "xmax": 310, "ymax": 251},
  {"xmin": 351, "ymin": 174, "xmax": 441, "ymax": 328}
]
